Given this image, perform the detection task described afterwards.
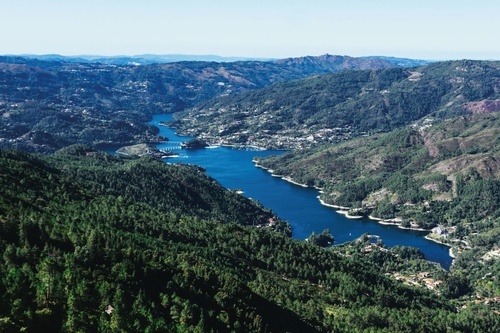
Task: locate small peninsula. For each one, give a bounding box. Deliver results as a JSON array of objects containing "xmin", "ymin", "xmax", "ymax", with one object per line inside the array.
[{"xmin": 116, "ymin": 143, "xmax": 177, "ymax": 158}]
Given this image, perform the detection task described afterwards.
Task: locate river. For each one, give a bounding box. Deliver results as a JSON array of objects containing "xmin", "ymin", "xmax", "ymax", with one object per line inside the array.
[{"xmin": 150, "ymin": 114, "xmax": 452, "ymax": 269}]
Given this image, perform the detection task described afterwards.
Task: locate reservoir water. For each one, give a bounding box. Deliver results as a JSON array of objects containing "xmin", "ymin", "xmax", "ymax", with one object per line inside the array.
[{"xmin": 151, "ymin": 114, "xmax": 452, "ymax": 269}]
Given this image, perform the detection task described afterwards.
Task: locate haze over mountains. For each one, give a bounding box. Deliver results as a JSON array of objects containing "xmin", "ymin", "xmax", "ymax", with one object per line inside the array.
[
  {"xmin": 9, "ymin": 54, "xmax": 274, "ymax": 65},
  {"xmin": 8, "ymin": 53, "xmax": 430, "ymax": 66}
]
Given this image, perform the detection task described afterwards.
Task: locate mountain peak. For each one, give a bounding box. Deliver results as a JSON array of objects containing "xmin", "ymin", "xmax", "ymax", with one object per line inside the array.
[{"xmin": 275, "ymin": 54, "xmax": 408, "ymax": 70}]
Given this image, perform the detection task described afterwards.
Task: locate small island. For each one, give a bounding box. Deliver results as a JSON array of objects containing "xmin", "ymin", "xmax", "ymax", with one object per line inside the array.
[{"xmin": 181, "ymin": 138, "xmax": 209, "ymax": 149}]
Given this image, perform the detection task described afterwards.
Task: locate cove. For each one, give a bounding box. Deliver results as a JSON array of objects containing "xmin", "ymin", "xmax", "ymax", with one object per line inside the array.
[{"xmin": 151, "ymin": 114, "xmax": 452, "ymax": 269}]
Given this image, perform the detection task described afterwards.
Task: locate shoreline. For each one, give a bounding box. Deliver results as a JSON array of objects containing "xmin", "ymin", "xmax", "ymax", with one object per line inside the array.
[
  {"xmin": 345, "ymin": 213, "xmax": 363, "ymax": 219},
  {"xmin": 253, "ymin": 161, "xmax": 309, "ymax": 187},
  {"xmin": 256, "ymin": 162, "xmax": 369, "ymax": 218},
  {"xmin": 448, "ymin": 247, "xmax": 456, "ymax": 259},
  {"xmin": 424, "ymin": 234, "xmax": 451, "ymax": 247},
  {"xmin": 398, "ymin": 225, "xmax": 427, "ymax": 232},
  {"xmin": 334, "ymin": 209, "xmax": 363, "ymax": 219},
  {"xmin": 221, "ymin": 143, "xmax": 266, "ymax": 151},
  {"xmin": 369, "ymin": 215, "xmax": 428, "ymax": 231},
  {"xmin": 282, "ymin": 176, "xmax": 309, "ymax": 188},
  {"xmin": 253, "ymin": 160, "xmax": 266, "ymax": 169},
  {"xmin": 255, "ymin": 163, "xmax": 447, "ymax": 241},
  {"xmin": 424, "ymin": 235, "xmax": 454, "ymax": 265},
  {"xmin": 318, "ymin": 197, "xmax": 350, "ymax": 210}
]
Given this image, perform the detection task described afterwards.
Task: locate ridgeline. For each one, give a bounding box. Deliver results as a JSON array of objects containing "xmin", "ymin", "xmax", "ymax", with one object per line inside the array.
[{"xmin": 171, "ymin": 60, "xmax": 499, "ymax": 149}]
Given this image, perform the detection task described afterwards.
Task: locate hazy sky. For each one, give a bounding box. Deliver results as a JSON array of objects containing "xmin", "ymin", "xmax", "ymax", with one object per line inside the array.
[{"xmin": 1, "ymin": 0, "xmax": 498, "ymax": 60}]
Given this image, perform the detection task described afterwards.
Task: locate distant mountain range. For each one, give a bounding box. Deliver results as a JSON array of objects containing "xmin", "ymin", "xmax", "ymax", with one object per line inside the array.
[
  {"xmin": 8, "ymin": 53, "xmax": 274, "ymax": 65},
  {"xmin": 0, "ymin": 54, "xmax": 425, "ymax": 152},
  {"xmin": 5, "ymin": 53, "xmax": 431, "ymax": 67},
  {"xmin": 275, "ymin": 54, "xmax": 430, "ymax": 70}
]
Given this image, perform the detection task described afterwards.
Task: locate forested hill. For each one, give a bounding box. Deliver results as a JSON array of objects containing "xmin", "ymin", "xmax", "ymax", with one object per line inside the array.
[
  {"xmin": 0, "ymin": 54, "xmax": 403, "ymax": 153},
  {"xmin": 256, "ymin": 112, "xmax": 500, "ymax": 225},
  {"xmin": 170, "ymin": 60, "xmax": 500, "ymax": 149},
  {"xmin": 1, "ymin": 148, "xmax": 499, "ymax": 332},
  {"xmin": 12, "ymin": 145, "xmax": 288, "ymax": 232}
]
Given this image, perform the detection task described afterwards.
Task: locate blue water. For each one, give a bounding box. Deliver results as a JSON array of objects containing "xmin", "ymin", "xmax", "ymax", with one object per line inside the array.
[{"xmin": 150, "ymin": 114, "xmax": 452, "ymax": 269}]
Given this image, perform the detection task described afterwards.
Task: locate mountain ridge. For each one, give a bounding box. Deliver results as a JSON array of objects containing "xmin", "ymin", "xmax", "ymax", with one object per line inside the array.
[
  {"xmin": 5, "ymin": 53, "xmax": 430, "ymax": 67},
  {"xmin": 170, "ymin": 60, "xmax": 500, "ymax": 149},
  {"xmin": 0, "ymin": 54, "xmax": 418, "ymax": 152}
]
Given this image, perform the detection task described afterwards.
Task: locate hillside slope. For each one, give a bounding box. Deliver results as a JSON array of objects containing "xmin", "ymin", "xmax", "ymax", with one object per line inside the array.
[
  {"xmin": 1, "ymin": 148, "xmax": 498, "ymax": 332},
  {"xmin": 171, "ymin": 60, "xmax": 500, "ymax": 149},
  {"xmin": 256, "ymin": 112, "xmax": 499, "ymax": 219}
]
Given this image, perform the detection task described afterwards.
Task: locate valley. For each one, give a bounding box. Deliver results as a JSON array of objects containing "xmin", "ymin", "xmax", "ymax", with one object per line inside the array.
[
  {"xmin": 0, "ymin": 54, "xmax": 412, "ymax": 153},
  {"xmin": 0, "ymin": 54, "xmax": 498, "ymax": 332}
]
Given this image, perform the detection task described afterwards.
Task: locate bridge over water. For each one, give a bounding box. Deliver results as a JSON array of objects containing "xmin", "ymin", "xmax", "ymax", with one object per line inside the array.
[{"xmin": 160, "ymin": 141, "xmax": 183, "ymax": 150}]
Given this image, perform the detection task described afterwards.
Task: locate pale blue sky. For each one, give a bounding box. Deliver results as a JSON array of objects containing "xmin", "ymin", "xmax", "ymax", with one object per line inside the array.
[{"xmin": 1, "ymin": 0, "xmax": 498, "ymax": 60}]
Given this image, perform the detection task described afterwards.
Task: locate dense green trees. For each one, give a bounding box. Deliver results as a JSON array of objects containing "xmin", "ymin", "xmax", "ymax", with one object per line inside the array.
[
  {"xmin": 1, "ymin": 148, "xmax": 498, "ymax": 332},
  {"xmin": 307, "ymin": 229, "xmax": 334, "ymax": 247}
]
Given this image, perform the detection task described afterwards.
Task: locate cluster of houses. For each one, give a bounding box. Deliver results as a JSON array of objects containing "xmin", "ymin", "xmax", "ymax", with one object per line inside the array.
[
  {"xmin": 390, "ymin": 272, "xmax": 443, "ymax": 291},
  {"xmin": 431, "ymin": 225, "xmax": 449, "ymax": 238}
]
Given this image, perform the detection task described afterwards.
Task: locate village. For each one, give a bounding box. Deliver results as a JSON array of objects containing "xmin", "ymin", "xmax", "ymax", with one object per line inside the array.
[{"xmin": 172, "ymin": 108, "xmax": 357, "ymax": 150}]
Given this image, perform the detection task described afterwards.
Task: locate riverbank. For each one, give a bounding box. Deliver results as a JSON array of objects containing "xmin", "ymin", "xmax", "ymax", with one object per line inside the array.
[
  {"xmin": 255, "ymin": 161, "xmax": 445, "ymax": 235},
  {"xmin": 448, "ymin": 247, "xmax": 456, "ymax": 259},
  {"xmin": 334, "ymin": 209, "xmax": 363, "ymax": 219},
  {"xmin": 424, "ymin": 234, "xmax": 451, "ymax": 247},
  {"xmin": 282, "ymin": 176, "xmax": 309, "ymax": 188},
  {"xmin": 301, "ymin": 176, "xmax": 434, "ymax": 232},
  {"xmin": 367, "ymin": 215, "xmax": 429, "ymax": 232},
  {"xmin": 270, "ymin": 172, "xmax": 437, "ymax": 232},
  {"xmin": 317, "ymin": 197, "xmax": 350, "ymax": 210},
  {"xmin": 424, "ymin": 235, "xmax": 455, "ymax": 266},
  {"xmin": 254, "ymin": 160, "xmax": 309, "ymax": 187}
]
